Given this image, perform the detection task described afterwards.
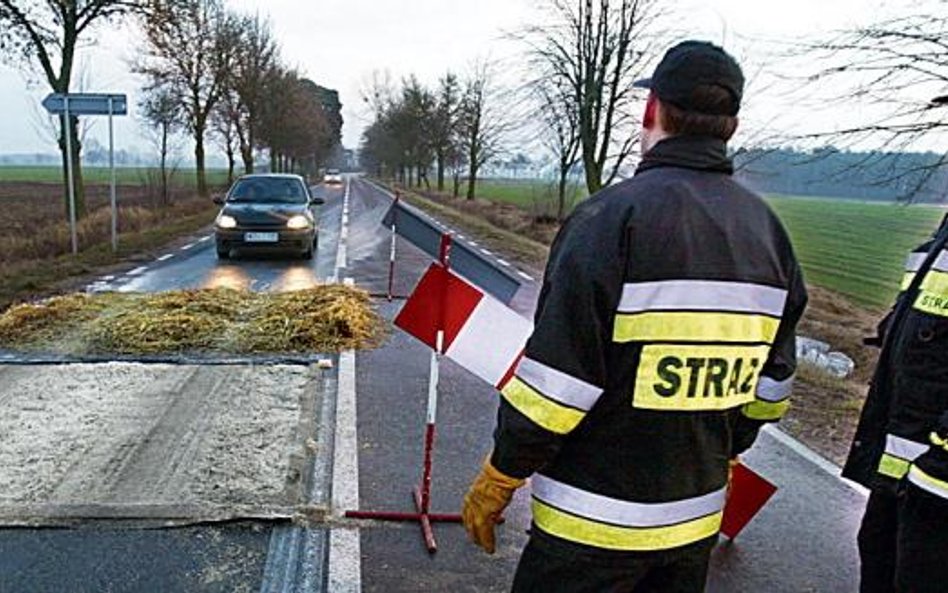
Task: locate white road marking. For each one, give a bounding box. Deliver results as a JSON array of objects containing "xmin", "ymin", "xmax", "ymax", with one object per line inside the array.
[
  {"xmin": 156, "ymin": 254, "xmax": 173, "ymax": 262},
  {"xmin": 517, "ymin": 271, "xmax": 535, "ymax": 281},
  {"xmin": 496, "ymin": 258, "xmax": 510, "ymax": 267},
  {"xmin": 328, "ymin": 347, "xmax": 361, "ymax": 593},
  {"xmin": 101, "ymin": 275, "xmax": 115, "ymax": 281},
  {"xmin": 127, "ymin": 266, "xmax": 148, "ymax": 276},
  {"xmin": 480, "ymin": 248, "xmax": 493, "ymax": 256},
  {"xmin": 762, "ymin": 424, "xmax": 869, "ymax": 497},
  {"xmin": 334, "ymin": 179, "xmax": 351, "ymax": 282},
  {"xmin": 180, "ymin": 243, "xmax": 195, "ymax": 251},
  {"xmin": 197, "ymin": 236, "xmax": 211, "ymax": 242},
  {"xmin": 468, "ymin": 240, "xmax": 478, "ymax": 246}
]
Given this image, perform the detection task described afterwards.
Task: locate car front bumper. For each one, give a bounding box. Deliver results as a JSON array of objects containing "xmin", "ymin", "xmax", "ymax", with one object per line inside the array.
[{"xmin": 215, "ymin": 228, "xmax": 316, "ymax": 254}]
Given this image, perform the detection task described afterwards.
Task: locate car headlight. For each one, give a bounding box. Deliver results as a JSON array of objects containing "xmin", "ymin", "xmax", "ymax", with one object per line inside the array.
[
  {"xmin": 286, "ymin": 214, "xmax": 312, "ymax": 230},
  {"xmin": 216, "ymin": 214, "xmax": 237, "ymax": 229}
]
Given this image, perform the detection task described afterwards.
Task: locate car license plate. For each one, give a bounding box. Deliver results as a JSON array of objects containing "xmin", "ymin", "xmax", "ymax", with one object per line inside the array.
[{"xmin": 244, "ymin": 232, "xmax": 279, "ymax": 243}]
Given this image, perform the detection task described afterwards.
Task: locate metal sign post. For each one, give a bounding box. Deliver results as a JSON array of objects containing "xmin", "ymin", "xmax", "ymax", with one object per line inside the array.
[
  {"xmin": 63, "ymin": 97, "xmax": 78, "ymax": 255},
  {"xmin": 108, "ymin": 96, "xmax": 117, "ymax": 252},
  {"xmin": 42, "ymin": 93, "xmax": 128, "ymax": 255}
]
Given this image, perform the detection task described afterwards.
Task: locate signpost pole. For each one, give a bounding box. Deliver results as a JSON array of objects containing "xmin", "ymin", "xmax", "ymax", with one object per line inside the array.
[
  {"xmin": 108, "ymin": 96, "xmax": 117, "ymax": 252},
  {"xmin": 64, "ymin": 96, "xmax": 78, "ymax": 255}
]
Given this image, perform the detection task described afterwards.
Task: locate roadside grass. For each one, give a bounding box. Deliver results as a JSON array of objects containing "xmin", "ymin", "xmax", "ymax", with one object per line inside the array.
[
  {"xmin": 0, "ymin": 204, "xmax": 217, "ymax": 311},
  {"xmin": 0, "ymin": 165, "xmax": 231, "ymax": 187}
]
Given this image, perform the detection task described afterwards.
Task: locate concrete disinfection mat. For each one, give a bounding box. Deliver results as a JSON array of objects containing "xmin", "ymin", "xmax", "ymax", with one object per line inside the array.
[{"xmin": 0, "ymin": 363, "xmax": 326, "ymax": 526}]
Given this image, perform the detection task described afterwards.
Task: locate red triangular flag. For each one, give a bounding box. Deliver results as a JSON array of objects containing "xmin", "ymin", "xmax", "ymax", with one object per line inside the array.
[{"xmin": 720, "ymin": 462, "xmax": 778, "ymax": 540}]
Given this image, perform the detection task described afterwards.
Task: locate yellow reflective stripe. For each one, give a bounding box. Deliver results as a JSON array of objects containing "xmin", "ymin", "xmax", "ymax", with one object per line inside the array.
[
  {"xmin": 908, "ymin": 466, "xmax": 948, "ymax": 500},
  {"xmin": 931, "ymin": 432, "xmax": 948, "ymax": 452},
  {"xmin": 532, "ymin": 499, "xmax": 723, "ymax": 551},
  {"xmin": 501, "ymin": 376, "xmax": 584, "ymax": 434},
  {"xmin": 633, "ymin": 344, "xmax": 768, "ymax": 412},
  {"xmin": 900, "ymin": 272, "xmax": 916, "ymax": 292},
  {"xmin": 920, "ymin": 269, "xmax": 948, "ymax": 293},
  {"xmin": 613, "ymin": 311, "xmax": 780, "ymax": 344},
  {"xmin": 742, "ymin": 399, "xmax": 791, "ymax": 421},
  {"xmin": 877, "ymin": 453, "xmax": 912, "ymax": 479}
]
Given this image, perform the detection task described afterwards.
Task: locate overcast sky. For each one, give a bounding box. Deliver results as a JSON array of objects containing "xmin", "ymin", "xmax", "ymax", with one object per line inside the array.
[{"xmin": 0, "ymin": 0, "xmax": 910, "ymax": 159}]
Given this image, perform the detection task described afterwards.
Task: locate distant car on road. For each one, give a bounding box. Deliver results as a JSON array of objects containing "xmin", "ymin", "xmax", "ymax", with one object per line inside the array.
[
  {"xmin": 323, "ymin": 169, "xmax": 343, "ymax": 185},
  {"xmin": 214, "ymin": 174, "xmax": 324, "ymax": 260}
]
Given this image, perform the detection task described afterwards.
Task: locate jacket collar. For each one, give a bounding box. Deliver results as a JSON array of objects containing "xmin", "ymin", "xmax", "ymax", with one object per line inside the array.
[{"xmin": 635, "ymin": 136, "xmax": 733, "ymax": 175}]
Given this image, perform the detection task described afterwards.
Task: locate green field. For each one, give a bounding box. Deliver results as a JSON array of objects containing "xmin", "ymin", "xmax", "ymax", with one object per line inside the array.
[
  {"xmin": 766, "ymin": 196, "xmax": 943, "ymax": 308},
  {"xmin": 472, "ymin": 180, "xmax": 944, "ymax": 309},
  {"xmin": 475, "ymin": 178, "xmax": 588, "ymax": 210},
  {"xmin": 0, "ymin": 165, "xmax": 231, "ymax": 187}
]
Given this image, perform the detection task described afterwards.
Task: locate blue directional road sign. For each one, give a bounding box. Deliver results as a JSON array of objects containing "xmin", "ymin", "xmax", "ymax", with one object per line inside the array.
[{"xmin": 42, "ymin": 93, "xmax": 128, "ymax": 116}]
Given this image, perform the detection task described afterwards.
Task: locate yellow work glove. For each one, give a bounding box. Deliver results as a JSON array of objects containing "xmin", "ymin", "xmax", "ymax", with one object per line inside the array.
[{"xmin": 462, "ymin": 456, "xmax": 525, "ymax": 554}]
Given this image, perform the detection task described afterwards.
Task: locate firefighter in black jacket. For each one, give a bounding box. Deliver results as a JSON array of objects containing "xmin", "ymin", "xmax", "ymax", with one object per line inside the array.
[
  {"xmin": 462, "ymin": 41, "xmax": 807, "ymax": 592},
  {"xmin": 843, "ymin": 213, "xmax": 948, "ymax": 593}
]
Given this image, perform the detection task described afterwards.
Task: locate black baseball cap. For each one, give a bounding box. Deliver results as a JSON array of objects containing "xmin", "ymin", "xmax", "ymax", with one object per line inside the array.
[{"xmin": 634, "ymin": 40, "xmax": 744, "ymax": 116}]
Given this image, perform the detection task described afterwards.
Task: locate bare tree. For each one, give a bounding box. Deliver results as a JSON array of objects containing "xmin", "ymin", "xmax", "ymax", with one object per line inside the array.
[
  {"xmin": 532, "ymin": 75, "xmax": 582, "ymax": 221},
  {"xmin": 458, "ymin": 62, "xmax": 510, "ymax": 200},
  {"xmin": 431, "ymin": 72, "xmax": 461, "ymax": 192},
  {"xmin": 524, "ymin": 0, "xmax": 663, "ymax": 193},
  {"xmin": 0, "ymin": 0, "xmax": 139, "ymax": 219},
  {"xmin": 211, "ymin": 86, "xmax": 239, "ymax": 184},
  {"xmin": 796, "ymin": 1, "xmax": 948, "ymax": 199},
  {"xmin": 228, "ymin": 12, "xmax": 278, "ymax": 174},
  {"xmin": 137, "ymin": 0, "xmax": 234, "ymax": 196},
  {"xmin": 140, "ymin": 84, "xmax": 182, "ymax": 205}
]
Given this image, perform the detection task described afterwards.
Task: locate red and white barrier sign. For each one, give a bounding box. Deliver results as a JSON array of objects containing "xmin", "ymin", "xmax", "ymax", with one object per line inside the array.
[
  {"xmin": 395, "ymin": 263, "xmax": 533, "ymax": 389},
  {"xmin": 721, "ymin": 462, "xmax": 778, "ymax": 540}
]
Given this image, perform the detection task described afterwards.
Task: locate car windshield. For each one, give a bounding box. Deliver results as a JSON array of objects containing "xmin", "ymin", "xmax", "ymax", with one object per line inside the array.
[{"xmin": 227, "ymin": 178, "xmax": 307, "ymax": 204}]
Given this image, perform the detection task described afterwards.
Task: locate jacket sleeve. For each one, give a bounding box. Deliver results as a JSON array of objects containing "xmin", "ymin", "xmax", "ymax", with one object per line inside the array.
[
  {"xmin": 732, "ymin": 258, "xmax": 808, "ymax": 456},
  {"xmin": 491, "ymin": 205, "xmax": 624, "ymax": 479}
]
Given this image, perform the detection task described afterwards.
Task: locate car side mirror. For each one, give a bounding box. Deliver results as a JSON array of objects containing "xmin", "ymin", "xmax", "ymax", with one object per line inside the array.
[
  {"xmin": 310, "ymin": 196, "xmax": 325, "ymax": 206},
  {"xmin": 212, "ymin": 193, "xmax": 225, "ymax": 205}
]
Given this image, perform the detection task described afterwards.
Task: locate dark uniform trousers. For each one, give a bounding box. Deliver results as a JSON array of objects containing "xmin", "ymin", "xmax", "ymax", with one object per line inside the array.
[
  {"xmin": 858, "ymin": 484, "xmax": 948, "ymax": 593},
  {"xmin": 511, "ymin": 534, "xmax": 716, "ymax": 593}
]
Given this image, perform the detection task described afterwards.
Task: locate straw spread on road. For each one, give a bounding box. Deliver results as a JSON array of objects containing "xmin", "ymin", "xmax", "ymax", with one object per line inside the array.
[{"xmin": 0, "ymin": 285, "xmax": 384, "ymax": 356}]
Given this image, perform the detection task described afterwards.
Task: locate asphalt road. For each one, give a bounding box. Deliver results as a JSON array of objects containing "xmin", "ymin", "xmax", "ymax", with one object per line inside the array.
[{"xmin": 0, "ymin": 181, "xmax": 346, "ymax": 593}]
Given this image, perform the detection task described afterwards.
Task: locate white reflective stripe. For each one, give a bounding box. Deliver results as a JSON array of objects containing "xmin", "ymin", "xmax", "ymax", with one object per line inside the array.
[
  {"xmin": 908, "ymin": 467, "xmax": 948, "ymax": 499},
  {"xmin": 756, "ymin": 374, "xmax": 794, "ymax": 403},
  {"xmin": 933, "ymin": 250, "xmax": 948, "ymax": 273},
  {"xmin": 532, "ymin": 474, "xmax": 726, "ymax": 528},
  {"xmin": 618, "ymin": 280, "xmax": 787, "ymax": 316},
  {"xmin": 885, "ymin": 434, "xmax": 929, "ymax": 461},
  {"xmin": 515, "ymin": 357, "xmax": 602, "ymax": 411},
  {"xmin": 905, "ymin": 252, "xmax": 927, "ymax": 272}
]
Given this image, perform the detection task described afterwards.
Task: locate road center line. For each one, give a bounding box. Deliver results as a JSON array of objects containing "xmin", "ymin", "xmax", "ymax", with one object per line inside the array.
[
  {"xmin": 127, "ymin": 266, "xmax": 148, "ymax": 276},
  {"xmin": 156, "ymin": 254, "xmax": 173, "ymax": 262},
  {"xmin": 180, "ymin": 243, "xmax": 195, "ymax": 251}
]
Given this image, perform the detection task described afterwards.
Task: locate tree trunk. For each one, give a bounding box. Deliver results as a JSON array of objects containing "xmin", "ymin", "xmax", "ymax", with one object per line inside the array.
[
  {"xmin": 466, "ymin": 165, "xmax": 478, "ymax": 201},
  {"xmin": 583, "ymin": 149, "xmax": 602, "ymax": 194},
  {"xmin": 160, "ymin": 123, "xmax": 170, "ymax": 206},
  {"xmin": 194, "ymin": 123, "xmax": 208, "ymax": 196},
  {"xmin": 453, "ymin": 171, "xmax": 461, "ymax": 197},
  {"xmin": 436, "ymin": 153, "xmax": 445, "ymax": 191},
  {"xmin": 557, "ymin": 168, "xmax": 568, "ymax": 222},
  {"xmin": 58, "ymin": 114, "xmax": 86, "ymax": 220},
  {"xmin": 226, "ymin": 147, "xmax": 235, "ymax": 185}
]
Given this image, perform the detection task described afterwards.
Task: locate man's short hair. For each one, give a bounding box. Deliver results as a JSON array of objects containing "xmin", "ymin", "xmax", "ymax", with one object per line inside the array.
[{"xmin": 658, "ymin": 84, "xmax": 738, "ymax": 141}]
